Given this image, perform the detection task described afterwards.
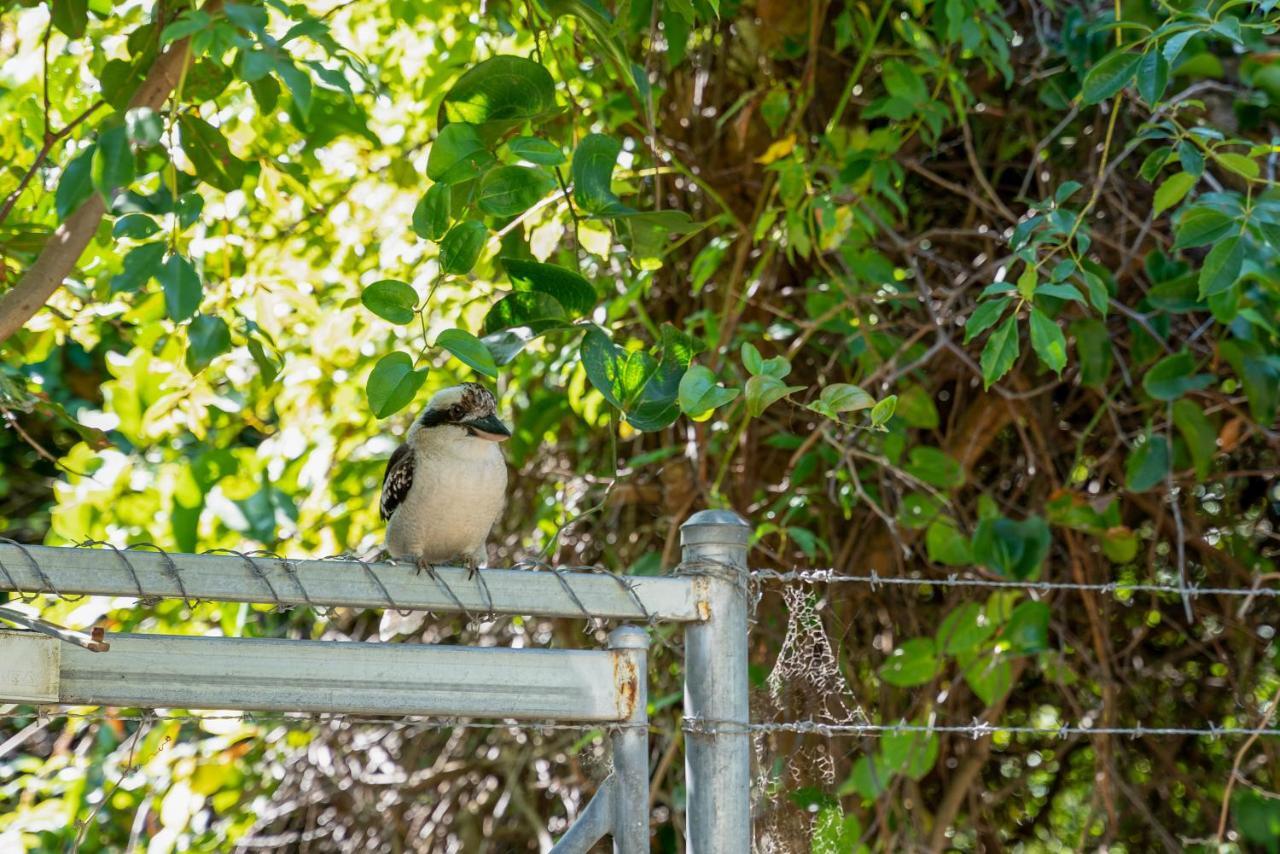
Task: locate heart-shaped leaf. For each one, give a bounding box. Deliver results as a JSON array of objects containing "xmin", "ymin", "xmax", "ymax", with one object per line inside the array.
[
  {"xmin": 440, "ymin": 55, "xmax": 557, "ymax": 135},
  {"xmin": 366, "ymin": 352, "xmax": 427, "ymax": 418},
  {"xmin": 361, "ymin": 279, "xmax": 418, "ymax": 325}
]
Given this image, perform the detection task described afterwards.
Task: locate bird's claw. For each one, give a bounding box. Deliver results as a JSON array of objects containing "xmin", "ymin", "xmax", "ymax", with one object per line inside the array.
[
  {"xmin": 415, "ymin": 556, "xmax": 437, "ymax": 577},
  {"xmin": 460, "ymin": 555, "xmax": 480, "ymax": 580}
]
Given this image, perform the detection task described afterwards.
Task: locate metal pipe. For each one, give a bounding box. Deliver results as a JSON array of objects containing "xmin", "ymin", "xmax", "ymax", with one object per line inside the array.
[
  {"xmin": 607, "ymin": 626, "xmax": 649, "ymax": 854},
  {"xmin": 550, "ymin": 775, "xmax": 614, "ymax": 854},
  {"xmin": 0, "ymin": 629, "xmax": 632, "ymax": 720},
  {"xmin": 0, "ymin": 544, "xmax": 703, "ymax": 622},
  {"xmin": 680, "ymin": 509, "xmax": 752, "ymax": 853}
]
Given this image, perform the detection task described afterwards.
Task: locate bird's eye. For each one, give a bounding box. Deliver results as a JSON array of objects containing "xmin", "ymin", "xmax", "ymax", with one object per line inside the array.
[{"xmin": 449, "ymin": 405, "xmax": 463, "ymax": 419}]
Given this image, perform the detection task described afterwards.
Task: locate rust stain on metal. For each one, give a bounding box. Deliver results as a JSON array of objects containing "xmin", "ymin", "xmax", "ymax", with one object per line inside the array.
[
  {"xmin": 693, "ymin": 577, "xmax": 712, "ymax": 621},
  {"xmin": 612, "ymin": 652, "xmax": 639, "ymax": 719}
]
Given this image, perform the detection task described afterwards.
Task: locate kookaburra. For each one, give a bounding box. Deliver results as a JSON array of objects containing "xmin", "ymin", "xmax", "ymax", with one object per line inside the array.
[{"xmin": 381, "ymin": 383, "xmax": 510, "ymax": 573}]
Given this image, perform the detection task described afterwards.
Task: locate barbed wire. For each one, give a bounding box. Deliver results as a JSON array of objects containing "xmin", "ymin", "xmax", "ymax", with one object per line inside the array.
[
  {"xmin": 12, "ymin": 707, "xmax": 1274, "ymax": 742},
  {"xmin": 751, "ymin": 567, "xmax": 1280, "ymax": 600},
  {"xmin": 0, "ymin": 707, "xmax": 641, "ymax": 733},
  {"xmin": 682, "ymin": 717, "xmax": 1280, "ymax": 740},
  {"xmin": 0, "ymin": 541, "xmax": 662, "ymax": 631}
]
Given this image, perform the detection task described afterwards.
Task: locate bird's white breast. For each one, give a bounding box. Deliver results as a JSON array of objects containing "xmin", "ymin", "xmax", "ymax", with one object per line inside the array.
[{"xmin": 385, "ymin": 434, "xmax": 507, "ymax": 564}]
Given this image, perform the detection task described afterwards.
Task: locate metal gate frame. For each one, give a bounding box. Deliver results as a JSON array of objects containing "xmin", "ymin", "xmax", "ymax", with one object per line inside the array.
[{"xmin": 0, "ymin": 509, "xmax": 752, "ymax": 852}]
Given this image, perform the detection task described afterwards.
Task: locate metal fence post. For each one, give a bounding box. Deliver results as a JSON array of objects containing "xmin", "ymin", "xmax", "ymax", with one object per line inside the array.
[
  {"xmin": 608, "ymin": 625, "xmax": 650, "ymax": 854},
  {"xmin": 680, "ymin": 509, "xmax": 751, "ymax": 853}
]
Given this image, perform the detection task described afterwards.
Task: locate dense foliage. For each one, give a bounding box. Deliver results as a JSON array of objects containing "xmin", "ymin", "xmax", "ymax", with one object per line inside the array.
[{"xmin": 2, "ymin": 0, "xmax": 1280, "ymax": 850}]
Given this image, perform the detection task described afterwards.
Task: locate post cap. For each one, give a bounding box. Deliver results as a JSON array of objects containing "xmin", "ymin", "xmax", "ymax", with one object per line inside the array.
[
  {"xmin": 608, "ymin": 625, "xmax": 649, "ymax": 650},
  {"xmin": 681, "ymin": 509, "xmax": 750, "ymax": 548}
]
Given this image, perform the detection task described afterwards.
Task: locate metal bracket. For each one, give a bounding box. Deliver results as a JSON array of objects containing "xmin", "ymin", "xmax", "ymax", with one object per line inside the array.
[{"xmin": 0, "ymin": 606, "xmax": 108, "ymax": 651}]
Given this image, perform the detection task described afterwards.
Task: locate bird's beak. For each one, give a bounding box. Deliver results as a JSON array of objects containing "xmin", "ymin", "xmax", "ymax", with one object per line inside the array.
[{"xmin": 465, "ymin": 413, "xmax": 512, "ymax": 441}]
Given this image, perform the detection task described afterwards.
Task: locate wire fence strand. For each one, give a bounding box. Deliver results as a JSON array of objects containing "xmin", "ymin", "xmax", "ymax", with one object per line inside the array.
[
  {"xmin": 0, "ymin": 707, "xmax": 642, "ymax": 733},
  {"xmin": 751, "ymin": 567, "xmax": 1280, "ymax": 599},
  {"xmin": 683, "ymin": 717, "xmax": 1280, "ymax": 740}
]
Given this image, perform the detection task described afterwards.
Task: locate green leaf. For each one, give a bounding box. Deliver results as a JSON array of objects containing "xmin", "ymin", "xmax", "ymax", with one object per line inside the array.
[
  {"xmin": 926, "ymin": 519, "xmax": 975, "ymax": 568},
  {"xmin": 760, "ymin": 88, "xmax": 790, "ymax": 135},
  {"xmin": 483, "ymin": 291, "xmax": 569, "ymax": 335},
  {"xmin": 883, "ymin": 60, "xmax": 927, "ymax": 103},
  {"xmin": 91, "ymin": 126, "xmax": 134, "ymax": 198},
  {"xmin": 817, "ymin": 383, "xmax": 874, "ymax": 413},
  {"xmin": 1198, "ymin": 235, "xmax": 1244, "ymax": 299},
  {"xmin": 1125, "ymin": 435, "xmax": 1170, "ymax": 492},
  {"xmin": 159, "ymin": 254, "xmax": 203, "ymax": 321},
  {"xmin": 51, "ymin": 0, "xmax": 88, "ymax": 38},
  {"xmin": 503, "ymin": 259, "xmax": 597, "ymax": 317},
  {"xmin": 56, "ymin": 145, "xmax": 96, "ymax": 220},
  {"xmin": 870, "ymin": 395, "xmax": 897, "ymax": 428},
  {"xmin": 678, "ymin": 365, "xmax": 739, "ymax": 418},
  {"xmin": 361, "ymin": 279, "xmax": 418, "ymax": 325},
  {"xmin": 1071, "ymin": 318, "xmax": 1112, "ymax": 388},
  {"xmin": 274, "ymin": 58, "xmax": 313, "ymax": 119},
  {"xmin": 878, "ymin": 638, "xmax": 940, "ymax": 687},
  {"xmin": 1081, "ymin": 50, "xmax": 1142, "ymax": 104},
  {"xmin": 1153, "ymin": 172, "xmax": 1196, "ymax": 215},
  {"xmin": 980, "ymin": 313, "xmax": 1020, "ymax": 389},
  {"xmin": 110, "ymin": 242, "xmax": 165, "ymax": 293},
  {"xmin": 1137, "ymin": 48, "xmax": 1169, "ymax": 104},
  {"xmin": 972, "ymin": 516, "xmax": 1051, "ymax": 580},
  {"xmin": 961, "ymin": 651, "xmax": 1013, "ymax": 704},
  {"xmin": 185, "ymin": 314, "xmax": 231, "ymax": 373},
  {"xmin": 426, "ymin": 122, "xmax": 495, "ymax": 184},
  {"xmin": 477, "ymin": 165, "xmax": 557, "ymax": 217},
  {"xmin": 1174, "ymin": 206, "xmax": 1236, "ymax": 249},
  {"xmin": 741, "ymin": 342, "xmax": 765, "ymax": 375},
  {"xmin": 1004, "ymin": 600, "xmax": 1050, "ymax": 654},
  {"xmin": 161, "ymin": 9, "xmax": 211, "ymax": 43},
  {"xmin": 366, "ymin": 352, "xmax": 428, "ymax": 418},
  {"xmin": 1055, "ymin": 180, "xmax": 1083, "ymax": 204},
  {"xmin": 881, "ymin": 729, "xmax": 939, "ymax": 780},
  {"xmin": 440, "ymin": 55, "xmax": 557, "ymax": 134},
  {"xmin": 506, "ymin": 136, "xmax": 566, "ymax": 165},
  {"xmin": 1143, "ymin": 351, "xmax": 1213, "ymax": 400},
  {"xmin": 439, "ymin": 220, "xmax": 488, "ymax": 275},
  {"xmin": 412, "ymin": 184, "xmax": 451, "ymax": 241},
  {"xmin": 572, "ymin": 133, "xmax": 625, "ymax": 215},
  {"xmin": 1178, "ymin": 141, "xmax": 1204, "ymax": 176},
  {"xmin": 435, "ymin": 328, "xmax": 499, "ymax": 378},
  {"xmin": 964, "ymin": 298, "xmax": 1009, "ymax": 344},
  {"xmin": 745, "ymin": 375, "xmax": 803, "ymax": 417},
  {"xmin": 905, "ymin": 447, "xmax": 964, "ymax": 490},
  {"xmin": 1172, "ymin": 399, "xmax": 1216, "ymax": 480},
  {"xmin": 1216, "ymin": 152, "xmax": 1259, "ymax": 180},
  {"xmin": 178, "ymin": 115, "xmax": 245, "ymax": 193},
  {"xmin": 935, "ymin": 603, "xmax": 994, "ymax": 654},
  {"xmin": 846, "ymin": 755, "xmax": 894, "ymax": 799},
  {"xmin": 1029, "ymin": 307, "xmax": 1067, "ymax": 376},
  {"xmin": 112, "ymin": 214, "xmax": 160, "ymax": 240}
]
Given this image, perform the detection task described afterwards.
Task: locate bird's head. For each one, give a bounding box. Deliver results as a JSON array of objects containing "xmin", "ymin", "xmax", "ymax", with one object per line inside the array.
[{"xmin": 415, "ymin": 383, "xmax": 511, "ymax": 442}]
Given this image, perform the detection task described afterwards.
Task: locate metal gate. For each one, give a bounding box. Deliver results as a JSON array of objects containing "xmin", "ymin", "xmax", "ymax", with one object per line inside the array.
[{"xmin": 0, "ymin": 509, "xmax": 752, "ymax": 853}]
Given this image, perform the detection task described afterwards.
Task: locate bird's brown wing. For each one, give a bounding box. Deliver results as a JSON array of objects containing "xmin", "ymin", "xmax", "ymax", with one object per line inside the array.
[{"xmin": 380, "ymin": 443, "xmax": 414, "ymax": 521}]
